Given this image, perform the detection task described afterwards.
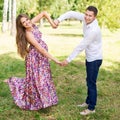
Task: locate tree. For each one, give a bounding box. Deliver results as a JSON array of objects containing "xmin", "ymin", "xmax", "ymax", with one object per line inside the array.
[
  {"xmin": 0, "ymin": 0, "xmax": 4, "ymax": 22},
  {"xmin": 49, "ymin": 0, "xmax": 71, "ymax": 18},
  {"xmin": 17, "ymin": 0, "xmax": 39, "ymax": 18},
  {"xmin": 2, "ymin": 0, "xmax": 8, "ymax": 32},
  {"xmin": 0, "ymin": 0, "xmax": 120, "ymax": 32},
  {"xmin": 97, "ymin": 0, "xmax": 120, "ymax": 30},
  {"xmin": 1, "ymin": 0, "xmax": 16, "ymax": 35},
  {"xmin": 14, "ymin": 0, "xmax": 120, "ymax": 31},
  {"xmin": 69, "ymin": 0, "xmax": 120, "ymax": 30},
  {"xmin": 10, "ymin": 0, "xmax": 16, "ymax": 35},
  {"xmin": 8, "ymin": 0, "xmax": 12, "ymax": 30}
]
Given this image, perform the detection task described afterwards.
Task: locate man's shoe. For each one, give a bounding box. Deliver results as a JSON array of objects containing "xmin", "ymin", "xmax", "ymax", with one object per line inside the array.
[
  {"xmin": 77, "ymin": 103, "xmax": 88, "ymax": 107},
  {"xmin": 80, "ymin": 109, "xmax": 95, "ymax": 115}
]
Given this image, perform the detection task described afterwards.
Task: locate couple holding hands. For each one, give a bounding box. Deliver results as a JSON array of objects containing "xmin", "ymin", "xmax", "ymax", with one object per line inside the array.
[{"xmin": 5, "ymin": 6, "xmax": 102, "ymax": 116}]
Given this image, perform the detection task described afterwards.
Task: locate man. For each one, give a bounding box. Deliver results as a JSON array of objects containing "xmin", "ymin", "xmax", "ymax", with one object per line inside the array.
[{"xmin": 54, "ymin": 6, "xmax": 102, "ymax": 115}]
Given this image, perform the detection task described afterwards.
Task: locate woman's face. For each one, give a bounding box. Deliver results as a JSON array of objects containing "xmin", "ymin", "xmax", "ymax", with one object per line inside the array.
[{"xmin": 20, "ymin": 17, "xmax": 32, "ymax": 29}]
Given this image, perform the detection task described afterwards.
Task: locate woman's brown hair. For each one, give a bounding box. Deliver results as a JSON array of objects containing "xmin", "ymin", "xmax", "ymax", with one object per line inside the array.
[{"xmin": 16, "ymin": 14, "xmax": 30, "ymax": 58}]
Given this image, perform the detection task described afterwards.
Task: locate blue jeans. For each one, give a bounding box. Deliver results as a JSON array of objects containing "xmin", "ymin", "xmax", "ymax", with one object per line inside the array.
[{"xmin": 85, "ymin": 60, "xmax": 102, "ymax": 110}]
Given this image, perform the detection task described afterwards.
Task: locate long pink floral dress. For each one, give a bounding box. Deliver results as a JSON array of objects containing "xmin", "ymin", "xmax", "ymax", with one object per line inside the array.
[{"xmin": 7, "ymin": 25, "xmax": 58, "ymax": 110}]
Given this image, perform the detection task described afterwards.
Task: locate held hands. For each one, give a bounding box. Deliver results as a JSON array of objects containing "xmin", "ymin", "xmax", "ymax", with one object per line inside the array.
[
  {"xmin": 51, "ymin": 19, "xmax": 60, "ymax": 28},
  {"xmin": 52, "ymin": 23, "xmax": 58, "ymax": 28},
  {"xmin": 53, "ymin": 19, "xmax": 60, "ymax": 28},
  {"xmin": 54, "ymin": 19, "xmax": 60, "ymax": 26},
  {"xmin": 60, "ymin": 60, "xmax": 69, "ymax": 66},
  {"xmin": 54, "ymin": 59, "xmax": 69, "ymax": 66},
  {"xmin": 55, "ymin": 60, "xmax": 62, "ymax": 65}
]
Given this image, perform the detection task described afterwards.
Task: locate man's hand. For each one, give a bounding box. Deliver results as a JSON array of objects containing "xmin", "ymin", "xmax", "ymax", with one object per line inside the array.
[
  {"xmin": 61, "ymin": 60, "xmax": 69, "ymax": 66},
  {"xmin": 54, "ymin": 19, "xmax": 60, "ymax": 27}
]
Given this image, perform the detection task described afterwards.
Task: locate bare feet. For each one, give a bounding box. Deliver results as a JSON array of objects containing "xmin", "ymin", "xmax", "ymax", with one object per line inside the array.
[{"xmin": 4, "ymin": 79, "xmax": 8, "ymax": 83}]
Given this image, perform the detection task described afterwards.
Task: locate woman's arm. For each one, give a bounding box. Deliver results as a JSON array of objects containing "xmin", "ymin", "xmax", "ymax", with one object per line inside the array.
[
  {"xmin": 26, "ymin": 31, "xmax": 60, "ymax": 64},
  {"xmin": 31, "ymin": 11, "xmax": 56, "ymax": 28}
]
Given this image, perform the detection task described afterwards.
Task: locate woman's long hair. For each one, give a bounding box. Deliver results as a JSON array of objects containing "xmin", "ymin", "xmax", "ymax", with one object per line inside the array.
[{"xmin": 16, "ymin": 14, "xmax": 30, "ymax": 58}]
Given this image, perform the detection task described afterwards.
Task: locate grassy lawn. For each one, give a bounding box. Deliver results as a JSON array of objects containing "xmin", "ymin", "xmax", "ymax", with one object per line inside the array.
[{"xmin": 0, "ymin": 21, "xmax": 120, "ymax": 120}]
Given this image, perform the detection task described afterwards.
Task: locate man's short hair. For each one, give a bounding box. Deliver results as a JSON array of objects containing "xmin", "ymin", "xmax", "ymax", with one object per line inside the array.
[{"xmin": 86, "ymin": 6, "xmax": 98, "ymax": 16}]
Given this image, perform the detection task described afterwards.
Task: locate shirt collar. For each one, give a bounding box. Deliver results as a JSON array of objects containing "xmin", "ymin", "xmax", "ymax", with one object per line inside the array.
[{"xmin": 86, "ymin": 19, "xmax": 98, "ymax": 28}]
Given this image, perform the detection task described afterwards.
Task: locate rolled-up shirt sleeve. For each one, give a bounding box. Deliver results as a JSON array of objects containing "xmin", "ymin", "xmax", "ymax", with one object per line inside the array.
[
  {"xmin": 57, "ymin": 11, "xmax": 84, "ymax": 22},
  {"xmin": 66, "ymin": 31, "xmax": 97, "ymax": 62}
]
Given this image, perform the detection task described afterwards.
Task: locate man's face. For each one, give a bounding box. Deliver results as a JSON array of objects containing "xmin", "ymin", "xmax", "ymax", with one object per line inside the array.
[{"xmin": 84, "ymin": 10, "xmax": 96, "ymax": 25}]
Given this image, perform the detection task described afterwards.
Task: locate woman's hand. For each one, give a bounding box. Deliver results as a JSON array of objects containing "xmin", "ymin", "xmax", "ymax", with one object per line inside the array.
[
  {"xmin": 31, "ymin": 11, "xmax": 57, "ymax": 28},
  {"xmin": 54, "ymin": 59, "xmax": 62, "ymax": 65},
  {"xmin": 42, "ymin": 11, "xmax": 57, "ymax": 28}
]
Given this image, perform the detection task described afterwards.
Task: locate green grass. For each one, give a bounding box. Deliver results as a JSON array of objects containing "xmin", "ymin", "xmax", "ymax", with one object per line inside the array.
[{"xmin": 0, "ymin": 21, "xmax": 120, "ymax": 120}]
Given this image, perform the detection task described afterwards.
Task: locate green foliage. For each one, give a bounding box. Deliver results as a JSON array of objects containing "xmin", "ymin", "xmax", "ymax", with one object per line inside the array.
[
  {"xmin": 38, "ymin": 0, "xmax": 56, "ymax": 11},
  {"xmin": 96, "ymin": 0, "xmax": 120, "ymax": 31},
  {"xmin": 16, "ymin": 0, "xmax": 39, "ymax": 18},
  {"xmin": 0, "ymin": 0, "xmax": 3, "ymax": 22},
  {"xmin": 0, "ymin": 0, "xmax": 120, "ymax": 30},
  {"xmin": 75, "ymin": 0, "xmax": 120, "ymax": 30},
  {"xmin": 50, "ymin": 0, "xmax": 71, "ymax": 18}
]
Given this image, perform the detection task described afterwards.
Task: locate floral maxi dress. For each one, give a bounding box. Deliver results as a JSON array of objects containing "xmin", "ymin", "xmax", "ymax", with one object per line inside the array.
[{"xmin": 7, "ymin": 25, "xmax": 58, "ymax": 110}]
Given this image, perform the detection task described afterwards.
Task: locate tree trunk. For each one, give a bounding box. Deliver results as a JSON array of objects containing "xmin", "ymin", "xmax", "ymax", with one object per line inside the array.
[
  {"xmin": 8, "ymin": 0, "xmax": 12, "ymax": 31},
  {"xmin": 2, "ymin": 0, "xmax": 8, "ymax": 32},
  {"xmin": 10, "ymin": 0, "xmax": 16, "ymax": 36}
]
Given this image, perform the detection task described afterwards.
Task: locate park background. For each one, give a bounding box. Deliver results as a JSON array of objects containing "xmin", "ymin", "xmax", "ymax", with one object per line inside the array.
[{"xmin": 0, "ymin": 0, "xmax": 120, "ymax": 120}]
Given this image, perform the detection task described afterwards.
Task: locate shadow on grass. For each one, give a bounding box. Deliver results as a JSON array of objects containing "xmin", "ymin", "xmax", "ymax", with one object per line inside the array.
[
  {"xmin": 99, "ymin": 59, "xmax": 120, "ymax": 82},
  {"xmin": 0, "ymin": 52, "xmax": 120, "ymax": 86},
  {"xmin": 0, "ymin": 52, "xmax": 120, "ymax": 119},
  {"xmin": 0, "ymin": 52, "xmax": 25, "ymax": 81}
]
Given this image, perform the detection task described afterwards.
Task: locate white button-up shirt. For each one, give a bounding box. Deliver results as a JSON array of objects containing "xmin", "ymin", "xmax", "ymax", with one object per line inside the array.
[{"xmin": 57, "ymin": 11, "xmax": 103, "ymax": 62}]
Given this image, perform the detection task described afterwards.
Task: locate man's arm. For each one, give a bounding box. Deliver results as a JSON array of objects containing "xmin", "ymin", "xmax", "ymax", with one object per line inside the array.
[
  {"xmin": 57, "ymin": 11, "xmax": 84, "ymax": 22},
  {"xmin": 54, "ymin": 11, "xmax": 84, "ymax": 28},
  {"xmin": 66, "ymin": 31, "xmax": 97, "ymax": 62}
]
